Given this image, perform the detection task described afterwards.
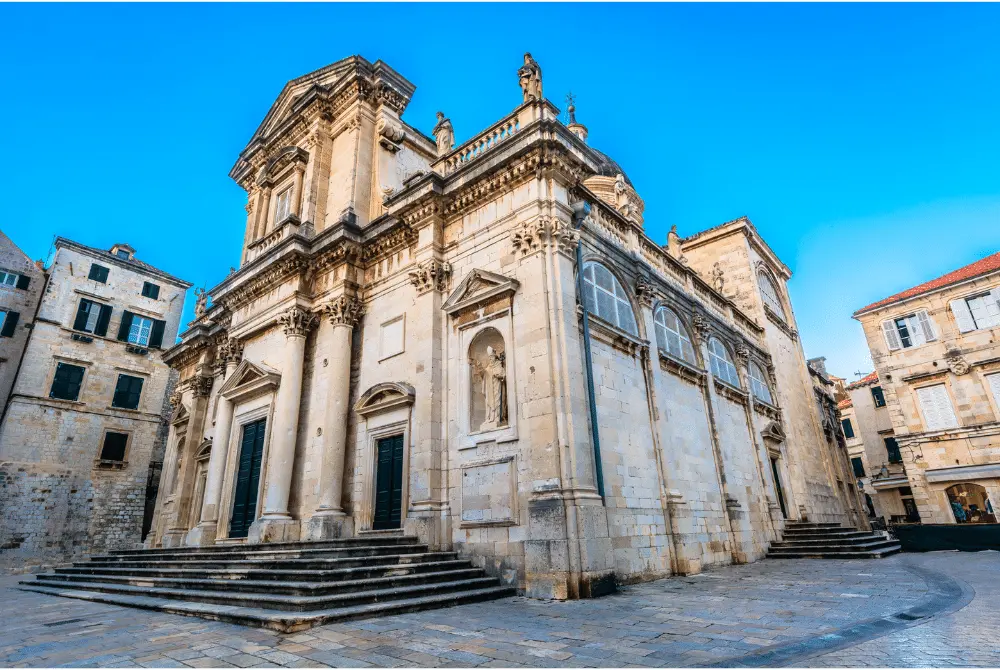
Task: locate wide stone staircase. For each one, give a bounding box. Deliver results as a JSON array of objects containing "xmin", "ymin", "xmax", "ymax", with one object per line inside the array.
[
  {"xmin": 767, "ymin": 521, "xmax": 901, "ymax": 559},
  {"xmin": 18, "ymin": 533, "xmax": 515, "ymax": 632}
]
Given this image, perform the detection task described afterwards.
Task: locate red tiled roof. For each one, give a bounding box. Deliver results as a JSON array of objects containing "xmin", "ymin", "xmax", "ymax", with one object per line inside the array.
[
  {"xmin": 854, "ymin": 251, "xmax": 1000, "ymax": 316},
  {"xmin": 837, "ymin": 398, "xmax": 853, "ymax": 410},
  {"xmin": 847, "ymin": 371, "xmax": 879, "ymax": 390}
]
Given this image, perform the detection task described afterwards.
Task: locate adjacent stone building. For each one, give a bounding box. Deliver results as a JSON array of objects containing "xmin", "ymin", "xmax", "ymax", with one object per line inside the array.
[
  {"xmin": 853, "ymin": 251, "xmax": 1000, "ymax": 525},
  {"xmin": 0, "ymin": 231, "xmax": 45, "ymax": 413},
  {"xmin": 0, "ymin": 238, "xmax": 190, "ymax": 571},
  {"xmin": 147, "ymin": 54, "xmax": 862, "ymax": 598}
]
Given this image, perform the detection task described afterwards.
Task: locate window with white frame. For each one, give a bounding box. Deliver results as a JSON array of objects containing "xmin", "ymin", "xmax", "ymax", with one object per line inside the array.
[
  {"xmin": 985, "ymin": 373, "xmax": 1000, "ymax": 413},
  {"xmin": 708, "ymin": 337, "xmax": 741, "ymax": 388},
  {"xmin": 581, "ymin": 262, "xmax": 638, "ymax": 336},
  {"xmin": 128, "ymin": 315, "xmax": 154, "ymax": 346},
  {"xmin": 758, "ymin": 272, "xmax": 784, "ymax": 319},
  {"xmin": 915, "ymin": 383, "xmax": 959, "ymax": 431},
  {"xmin": 0, "ymin": 269, "xmax": 18, "ymax": 287},
  {"xmin": 966, "ymin": 293, "xmax": 1000, "ymax": 329},
  {"xmin": 274, "ymin": 187, "xmax": 292, "ymax": 223},
  {"xmin": 653, "ymin": 306, "xmax": 696, "ymax": 364},
  {"xmin": 748, "ymin": 362, "xmax": 773, "ymax": 404},
  {"xmin": 881, "ymin": 309, "xmax": 936, "ymax": 350}
]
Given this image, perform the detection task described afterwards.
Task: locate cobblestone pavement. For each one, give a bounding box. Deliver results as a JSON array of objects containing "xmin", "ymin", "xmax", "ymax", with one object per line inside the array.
[{"xmin": 0, "ymin": 552, "xmax": 993, "ymax": 668}]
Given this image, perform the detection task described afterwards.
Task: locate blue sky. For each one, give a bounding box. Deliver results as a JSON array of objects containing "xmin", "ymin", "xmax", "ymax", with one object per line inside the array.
[{"xmin": 1, "ymin": 3, "xmax": 998, "ymax": 379}]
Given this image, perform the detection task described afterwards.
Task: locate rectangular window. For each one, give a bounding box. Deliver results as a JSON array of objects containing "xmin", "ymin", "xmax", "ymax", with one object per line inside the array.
[
  {"xmin": 882, "ymin": 310, "xmax": 936, "ymax": 350},
  {"xmin": 871, "ymin": 386, "xmax": 887, "ymax": 408},
  {"xmin": 141, "ymin": 282, "xmax": 160, "ymax": 299},
  {"xmin": 117, "ymin": 312, "xmax": 165, "ymax": 348},
  {"xmin": 884, "ymin": 437, "xmax": 902, "ymax": 464},
  {"xmin": 841, "ymin": 418, "xmax": 855, "ymax": 439},
  {"xmin": 99, "ymin": 431, "xmax": 129, "ymax": 462},
  {"xmin": 274, "ymin": 187, "xmax": 292, "ymax": 223},
  {"xmin": 129, "ymin": 315, "xmax": 153, "ymax": 346},
  {"xmin": 851, "ymin": 456, "xmax": 865, "ymax": 478},
  {"xmin": 72, "ymin": 299, "xmax": 112, "ymax": 336},
  {"xmin": 0, "ymin": 310, "xmax": 18, "ymax": 337},
  {"xmin": 987, "ymin": 373, "xmax": 1000, "ymax": 414},
  {"xmin": 50, "ymin": 362, "xmax": 86, "ymax": 401},
  {"xmin": 966, "ymin": 293, "xmax": 1000, "ymax": 329},
  {"xmin": 115, "ymin": 249, "xmax": 130, "ymax": 260},
  {"xmin": 112, "ymin": 374, "xmax": 144, "ymax": 410},
  {"xmin": 0, "ymin": 269, "xmax": 27, "ymax": 289},
  {"xmin": 88, "ymin": 264, "xmax": 110, "ymax": 283},
  {"xmin": 916, "ymin": 383, "xmax": 959, "ymax": 431}
]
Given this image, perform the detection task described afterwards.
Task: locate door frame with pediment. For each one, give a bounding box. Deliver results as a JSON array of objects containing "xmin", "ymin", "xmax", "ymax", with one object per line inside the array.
[{"xmin": 354, "ymin": 382, "xmax": 415, "ymax": 532}]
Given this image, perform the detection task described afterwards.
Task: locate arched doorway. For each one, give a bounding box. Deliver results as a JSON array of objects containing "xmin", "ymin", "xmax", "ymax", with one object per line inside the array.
[{"xmin": 946, "ymin": 483, "xmax": 996, "ymax": 524}]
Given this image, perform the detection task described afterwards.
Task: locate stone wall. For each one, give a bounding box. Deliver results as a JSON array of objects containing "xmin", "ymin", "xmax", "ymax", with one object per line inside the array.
[{"xmin": 0, "ymin": 231, "xmax": 44, "ymax": 412}]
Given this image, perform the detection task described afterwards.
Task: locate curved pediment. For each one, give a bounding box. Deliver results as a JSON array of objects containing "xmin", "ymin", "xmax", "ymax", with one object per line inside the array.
[
  {"xmin": 355, "ymin": 381, "xmax": 415, "ymax": 417},
  {"xmin": 219, "ymin": 359, "xmax": 281, "ymax": 402},
  {"xmin": 442, "ymin": 269, "xmax": 519, "ymax": 317},
  {"xmin": 256, "ymin": 146, "xmax": 309, "ymax": 187}
]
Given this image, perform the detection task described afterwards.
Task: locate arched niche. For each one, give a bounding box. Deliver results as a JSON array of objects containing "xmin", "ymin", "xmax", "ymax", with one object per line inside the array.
[{"xmin": 469, "ymin": 328, "xmax": 508, "ymax": 433}]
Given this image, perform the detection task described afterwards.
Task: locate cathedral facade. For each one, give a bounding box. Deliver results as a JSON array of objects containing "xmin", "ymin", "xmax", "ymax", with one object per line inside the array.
[{"xmin": 147, "ymin": 55, "xmax": 864, "ymax": 598}]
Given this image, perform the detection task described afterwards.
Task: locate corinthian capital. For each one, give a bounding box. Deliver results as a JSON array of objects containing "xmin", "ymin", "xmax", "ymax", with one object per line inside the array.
[
  {"xmin": 219, "ymin": 336, "xmax": 244, "ymax": 365},
  {"xmin": 325, "ymin": 295, "xmax": 364, "ymax": 328},
  {"xmin": 278, "ymin": 306, "xmax": 318, "ymax": 337},
  {"xmin": 408, "ymin": 259, "xmax": 452, "ymax": 294},
  {"xmin": 692, "ymin": 314, "xmax": 712, "ymax": 344},
  {"xmin": 735, "ymin": 343, "xmax": 751, "ymax": 366}
]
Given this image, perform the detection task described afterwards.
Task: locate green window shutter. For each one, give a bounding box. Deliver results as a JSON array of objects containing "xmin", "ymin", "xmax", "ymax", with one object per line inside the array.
[
  {"xmin": 100, "ymin": 432, "xmax": 129, "ymax": 461},
  {"xmin": 73, "ymin": 299, "xmax": 92, "ymax": 331},
  {"xmin": 149, "ymin": 319, "xmax": 166, "ymax": 349},
  {"xmin": 0, "ymin": 311, "xmax": 20, "ymax": 337},
  {"xmin": 15, "ymin": 275, "xmax": 30, "ymax": 290},
  {"xmin": 117, "ymin": 311, "xmax": 135, "ymax": 341},
  {"xmin": 50, "ymin": 362, "xmax": 85, "ymax": 401},
  {"xmin": 142, "ymin": 282, "xmax": 160, "ymax": 299},
  {"xmin": 94, "ymin": 304, "xmax": 113, "ymax": 337},
  {"xmin": 113, "ymin": 374, "xmax": 143, "ymax": 410},
  {"xmin": 88, "ymin": 264, "xmax": 109, "ymax": 283}
]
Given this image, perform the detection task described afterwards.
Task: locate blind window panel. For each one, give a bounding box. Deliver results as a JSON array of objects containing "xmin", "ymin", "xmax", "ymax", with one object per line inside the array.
[
  {"xmin": 916, "ymin": 384, "xmax": 959, "ymax": 431},
  {"xmin": 966, "ymin": 294, "xmax": 1000, "ymax": 329},
  {"xmin": 986, "ymin": 373, "xmax": 1000, "ymax": 413}
]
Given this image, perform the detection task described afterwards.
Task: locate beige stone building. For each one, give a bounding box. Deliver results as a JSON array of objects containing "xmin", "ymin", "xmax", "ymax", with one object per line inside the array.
[
  {"xmin": 0, "ymin": 231, "xmax": 45, "ymax": 413},
  {"xmin": 853, "ymin": 251, "xmax": 1000, "ymax": 526},
  {"xmin": 147, "ymin": 54, "xmax": 862, "ymax": 598},
  {"xmin": 0, "ymin": 238, "xmax": 190, "ymax": 570}
]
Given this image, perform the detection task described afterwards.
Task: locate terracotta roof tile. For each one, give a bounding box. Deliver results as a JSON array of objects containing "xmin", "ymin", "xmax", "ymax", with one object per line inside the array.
[
  {"xmin": 847, "ymin": 371, "xmax": 879, "ymax": 390},
  {"xmin": 837, "ymin": 398, "xmax": 853, "ymax": 410},
  {"xmin": 854, "ymin": 251, "xmax": 1000, "ymax": 316}
]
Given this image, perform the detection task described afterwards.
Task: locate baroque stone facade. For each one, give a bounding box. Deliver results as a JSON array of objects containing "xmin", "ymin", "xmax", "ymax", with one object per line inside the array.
[
  {"xmin": 147, "ymin": 55, "xmax": 860, "ymax": 597},
  {"xmin": 0, "ymin": 239, "xmax": 190, "ymax": 571},
  {"xmin": 853, "ymin": 251, "xmax": 1000, "ymax": 525}
]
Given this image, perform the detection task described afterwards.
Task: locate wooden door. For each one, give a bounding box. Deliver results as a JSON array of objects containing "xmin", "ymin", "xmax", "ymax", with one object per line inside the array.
[
  {"xmin": 373, "ymin": 435, "xmax": 404, "ymax": 530},
  {"xmin": 229, "ymin": 418, "xmax": 266, "ymax": 538},
  {"xmin": 771, "ymin": 457, "xmax": 788, "ymax": 519}
]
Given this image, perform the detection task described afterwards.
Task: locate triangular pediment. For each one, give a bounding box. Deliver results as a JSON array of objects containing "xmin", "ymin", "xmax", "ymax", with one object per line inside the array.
[
  {"xmin": 219, "ymin": 359, "xmax": 281, "ymax": 401},
  {"xmin": 761, "ymin": 421, "xmax": 786, "ymax": 443},
  {"xmin": 169, "ymin": 403, "xmax": 189, "ymax": 425},
  {"xmin": 442, "ymin": 269, "xmax": 519, "ymax": 317}
]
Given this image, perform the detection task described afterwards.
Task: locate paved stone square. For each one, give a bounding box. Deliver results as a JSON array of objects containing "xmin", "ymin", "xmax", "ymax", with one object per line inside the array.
[{"xmin": 0, "ymin": 552, "xmax": 995, "ymax": 668}]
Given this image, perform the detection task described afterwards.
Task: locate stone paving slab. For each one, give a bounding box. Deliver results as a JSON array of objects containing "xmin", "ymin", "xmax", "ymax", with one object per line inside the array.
[{"xmin": 0, "ymin": 553, "xmax": 993, "ymax": 667}]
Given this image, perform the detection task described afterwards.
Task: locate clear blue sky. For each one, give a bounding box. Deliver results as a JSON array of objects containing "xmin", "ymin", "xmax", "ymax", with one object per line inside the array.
[{"xmin": 2, "ymin": 3, "xmax": 998, "ymax": 379}]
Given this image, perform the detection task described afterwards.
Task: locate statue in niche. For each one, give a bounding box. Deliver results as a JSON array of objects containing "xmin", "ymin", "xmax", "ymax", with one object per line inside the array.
[
  {"xmin": 518, "ymin": 53, "xmax": 543, "ymax": 103},
  {"xmin": 432, "ymin": 112, "xmax": 454, "ymax": 157},
  {"xmin": 469, "ymin": 329, "xmax": 508, "ymax": 432}
]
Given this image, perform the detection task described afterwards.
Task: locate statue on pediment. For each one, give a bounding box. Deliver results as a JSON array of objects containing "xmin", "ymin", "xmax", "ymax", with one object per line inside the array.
[
  {"xmin": 433, "ymin": 112, "xmax": 454, "ymax": 157},
  {"xmin": 518, "ymin": 53, "xmax": 543, "ymax": 103}
]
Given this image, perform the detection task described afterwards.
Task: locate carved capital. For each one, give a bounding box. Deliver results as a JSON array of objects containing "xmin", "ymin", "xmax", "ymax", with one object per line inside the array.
[
  {"xmin": 550, "ymin": 219, "xmax": 580, "ymax": 256},
  {"xmin": 219, "ymin": 336, "xmax": 244, "ymax": 365},
  {"xmin": 408, "ymin": 259, "xmax": 452, "ymax": 294},
  {"xmin": 191, "ymin": 376, "xmax": 214, "ymax": 398},
  {"xmin": 735, "ymin": 343, "xmax": 751, "ymax": 366},
  {"xmin": 692, "ymin": 314, "xmax": 712, "ymax": 344},
  {"xmin": 511, "ymin": 217, "xmax": 580, "ymax": 257},
  {"xmin": 168, "ymin": 391, "xmax": 182, "ymax": 408},
  {"xmin": 635, "ymin": 276, "xmax": 660, "ymax": 308},
  {"xmin": 324, "ymin": 296, "xmax": 364, "ymax": 328},
  {"xmin": 278, "ymin": 306, "xmax": 318, "ymax": 337}
]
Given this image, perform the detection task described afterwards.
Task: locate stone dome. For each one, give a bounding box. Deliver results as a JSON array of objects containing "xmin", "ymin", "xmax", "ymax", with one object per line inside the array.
[{"xmin": 592, "ymin": 148, "xmax": 633, "ymax": 188}]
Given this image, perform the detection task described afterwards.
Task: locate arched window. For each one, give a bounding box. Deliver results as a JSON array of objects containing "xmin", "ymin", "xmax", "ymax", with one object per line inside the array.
[
  {"xmin": 758, "ymin": 272, "xmax": 785, "ymax": 320},
  {"xmin": 654, "ymin": 307, "xmax": 696, "ymax": 364},
  {"xmin": 582, "ymin": 262, "xmax": 638, "ymax": 335},
  {"xmin": 748, "ymin": 362, "xmax": 773, "ymax": 405},
  {"xmin": 708, "ymin": 337, "xmax": 741, "ymax": 388}
]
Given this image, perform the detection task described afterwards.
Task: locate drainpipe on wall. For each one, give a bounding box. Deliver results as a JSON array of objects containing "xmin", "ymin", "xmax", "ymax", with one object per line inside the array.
[{"xmin": 572, "ymin": 199, "xmax": 604, "ymax": 500}]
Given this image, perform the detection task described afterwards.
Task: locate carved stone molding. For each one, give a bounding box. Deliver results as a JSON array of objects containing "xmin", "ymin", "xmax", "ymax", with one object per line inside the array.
[
  {"xmin": 945, "ymin": 351, "xmax": 971, "ymax": 375},
  {"xmin": 635, "ymin": 276, "xmax": 660, "ymax": 308},
  {"xmin": 217, "ymin": 255, "xmax": 312, "ymax": 313},
  {"xmin": 408, "ymin": 259, "xmax": 452, "ymax": 294},
  {"xmin": 168, "ymin": 391, "xmax": 182, "ymax": 407},
  {"xmin": 735, "ymin": 343, "xmax": 751, "ymax": 366},
  {"xmin": 510, "ymin": 216, "xmax": 580, "ymax": 257},
  {"xmin": 219, "ymin": 336, "xmax": 244, "ymax": 365},
  {"xmin": 377, "ymin": 117, "xmax": 405, "ymax": 153},
  {"xmin": 692, "ymin": 313, "xmax": 712, "ymax": 344},
  {"xmin": 278, "ymin": 306, "xmax": 318, "ymax": 337},
  {"xmin": 324, "ymin": 296, "xmax": 364, "ymax": 328}
]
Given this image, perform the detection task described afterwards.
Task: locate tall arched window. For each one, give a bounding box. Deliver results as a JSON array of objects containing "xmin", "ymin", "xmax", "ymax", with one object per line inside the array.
[
  {"xmin": 654, "ymin": 306, "xmax": 696, "ymax": 364},
  {"xmin": 748, "ymin": 362, "xmax": 773, "ymax": 404},
  {"xmin": 708, "ymin": 337, "xmax": 741, "ymax": 388},
  {"xmin": 758, "ymin": 272, "xmax": 785, "ymax": 320},
  {"xmin": 582, "ymin": 262, "xmax": 638, "ymax": 335}
]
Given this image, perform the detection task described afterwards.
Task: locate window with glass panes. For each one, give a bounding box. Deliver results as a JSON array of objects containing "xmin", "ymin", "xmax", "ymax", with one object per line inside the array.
[
  {"xmin": 0, "ymin": 269, "xmax": 18, "ymax": 286},
  {"xmin": 748, "ymin": 362, "xmax": 773, "ymax": 404},
  {"xmin": 758, "ymin": 272, "xmax": 784, "ymax": 319},
  {"xmin": 274, "ymin": 187, "xmax": 292, "ymax": 222},
  {"xmin": 966, "ymin": 293, "xmax": 1000, "ymax": 329},
  {"xmin": 581, "ymin": 262, "xmax": 638, "ymax": 335},
  {"xmin": 653, "ymin": 307, "xmax": 695, "ymax": 363},
  {"xmin": 129, "ymin": 315, "xmax": 154, "ymax": 346},
  {"xmin": 708, "ymin": 338, "xmax": 741, "ymax": 388}
]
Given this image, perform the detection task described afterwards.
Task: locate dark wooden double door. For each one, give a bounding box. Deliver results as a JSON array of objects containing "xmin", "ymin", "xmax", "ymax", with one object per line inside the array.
[
  {"xmin": 373, "ymin": 435, "xmax": 404, "ymax": 530},
  {"xmin": 229, "ymin": 418, "xmax": 266, "ymax": 538}
]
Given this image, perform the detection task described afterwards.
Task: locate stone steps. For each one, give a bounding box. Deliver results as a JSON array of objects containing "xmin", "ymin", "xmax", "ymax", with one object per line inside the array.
[
  {"xmin": 768, "ymin": 521, "xmax": 901, "ymax": 559},
  {"xmin": 19, "ymin": 536, "xmax": 514, "ymax": 631}
]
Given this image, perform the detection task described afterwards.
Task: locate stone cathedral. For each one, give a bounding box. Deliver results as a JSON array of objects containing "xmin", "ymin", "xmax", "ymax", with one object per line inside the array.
[{"xmin": 148, "ymin": 55, "xmax": 865, "ymax": 599}]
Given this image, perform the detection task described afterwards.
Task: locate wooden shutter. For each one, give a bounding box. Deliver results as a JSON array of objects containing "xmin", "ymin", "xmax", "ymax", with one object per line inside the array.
[
  {"xmin": 15, "ymin": 275, "xmax": 30, "ymax": 290},
  {"xmin": 991, "ymin": 288, "xmax": 1000, "ymax": 312},
  {"xmin": 149, "ymin": 319, "xmax": 165, "ymax": 349},
  {"xmin": 142, "ymin": 282, "xmax": 160, "ymax": 300},
  {"xmin": 916, "ymin": 384, "xmax": 958, "ymax": 431},
  {"xmin": 73, "ymin": 299, "xmax": 91, "ymax": 331},
  {"xmin": 95, "ymin": 304, "xmax": 113, "ymax": 337},
  {"xmin": 113, "ymin": 375, "xmax": 143, "ymax": 409},
  {"xmin": 881, "ymin": 320, "xmax": 902, "ymax": 350},
  {"xmin": 950, "ymin": 299, "xmax": 976, "ymax": 333},
  {"xmin": 117, "ymin": 311, "xmax": 134, "ymax": 341},
  {"xmin": 0, "ymin": 311, "xmax": 19, "ymax": 337},
  {"xmin": 914, "ymin": 310, "xmax": 936, "ymax": 342}
]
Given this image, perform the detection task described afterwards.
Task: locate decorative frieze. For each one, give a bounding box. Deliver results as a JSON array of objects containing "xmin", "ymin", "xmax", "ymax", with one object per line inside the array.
[
  {"xmin": 510, "ymin": 216, "xmax": 580, "ymax": 257},
  {"xmin": 408, "ymin": 259, "xmax": 452, "ymax": 294},
  {"xmin": 324, "ymin": 296, "xmax": 364, "ymax": 328},
  {"xmin": 278, "ymin": 306, "xmax": 318, "ymax": 337},
  {"xmin": 216, "ymin": 255, "xmax": 312, "ymax": 312}
]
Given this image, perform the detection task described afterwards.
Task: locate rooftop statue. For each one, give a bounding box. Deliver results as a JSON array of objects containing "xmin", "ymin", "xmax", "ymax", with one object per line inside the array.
[
  {"xmin": 518, "ymin": 53, "xmax": 542, "ymax": 103},
  {"xmin": 432, "ymin": 111, "xmax": 455, "ymax": 157}
]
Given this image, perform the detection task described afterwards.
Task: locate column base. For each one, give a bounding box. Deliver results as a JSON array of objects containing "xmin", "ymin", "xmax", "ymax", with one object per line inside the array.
[
  {"xmin": 303, "ymin": 512, "xmax": 354, "ymax": 541},
  {"xmin": 185, "ymin": 521, "xmax": 218, "ymax": 547},
  {"xmin": 248, "ymin": 516, "xmax": 300, "ymax": 544},
  {"xmin": 160, "ymin": 528, "xmax": 187, "ymax": 548}
]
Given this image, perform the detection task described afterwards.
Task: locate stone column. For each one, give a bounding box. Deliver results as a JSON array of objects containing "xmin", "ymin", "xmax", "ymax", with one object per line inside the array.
[
  {"xmin": 186, "ymin": 337, "xmax": 243, "ymax": 546},
  {"xmin": 304, "ymin": 296, "xmax": 362, "ymax": 540},
  {"xmin": 249, "ymin": 306, "xmax": 316, "ymax": 544},
  {"xmin": 291, "ymin": 165, "xmax": 306, "ymax": 219},
  {"xmin": 256, "ymin": 186, "xmax": 273, "ymax": 238},
  {"xmin": 162, "ymin": 375, "xmax": 214, "ymax": 547}
]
